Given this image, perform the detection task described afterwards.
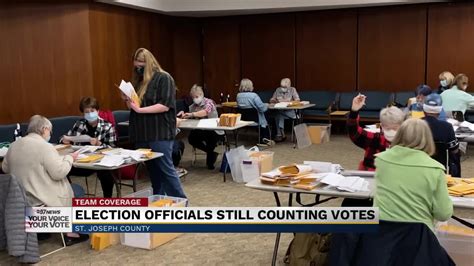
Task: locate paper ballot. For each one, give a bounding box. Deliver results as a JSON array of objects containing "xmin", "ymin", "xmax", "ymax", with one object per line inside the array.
[
  {"xmin": 197, "ymin": 118, "xmax": 219, "ymax": 128},
  {"xmin": 63, "ymin": 135, "xmax": 92, "ymax": 143},
  {"xmin": 94, "ymin": 155, "xmax": 125, "ymax": 167},
  {"xmin": 118, "ymin": 80, "xmax": 140, "ymax": 105}
]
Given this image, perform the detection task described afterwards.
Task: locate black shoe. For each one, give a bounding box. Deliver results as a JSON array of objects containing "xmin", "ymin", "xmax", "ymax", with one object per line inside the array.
[
  {"xmin": 37, "ymin": 233, "xmax": 51, "ymax": 241},
  {"xmin": 64, "ymin": 234, "xmax": 89, "ymax": 246},
  {"xmin": 206, "ymin": 152, "xmax": 218, "ymax": 170}
]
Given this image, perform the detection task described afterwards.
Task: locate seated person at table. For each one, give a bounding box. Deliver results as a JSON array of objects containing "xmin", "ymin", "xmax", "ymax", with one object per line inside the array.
[
  {"xmin": 62, "ymin": 97, "xmax": 117, "ymax": 197},
  {"xmin": 347, "ymin": 94, "xmax": 405, "ymax": 171},
  {"xmin": 270, "ymin": 78, "xmax": 300, "ymax": 142},
  {"xmin": 409, "ymin": 85, "xmax": 447, "ymax": 120},
  {"xmin": 437, "ymin": 71, "xmax": 455, "ymax": 94},
  {"xmin": 374, "ymin": 118, "xmax": 452, "ymax": 230},
  {"xmin": 422, "ymin": 93, "xmax": 461, "ymax": 177},
  {"xmin": 2, "ymin": 115, "xmax": 88, "ymax": 245},
  {"xmin": 178, "ymin": 85, "xmax": 223, "ymax": 170},
  {"xmin": 236, "ymin": 78, "xmax": 274, "ymax": 146},
  {"xmin": 441, "ymin": 73, "xmax": 474, "ymax": 115}
]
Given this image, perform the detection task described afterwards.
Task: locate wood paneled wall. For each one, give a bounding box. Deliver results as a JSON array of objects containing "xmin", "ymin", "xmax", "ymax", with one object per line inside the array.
[
  {"xmin": 202, "ymin": 2, "xmax": 474, "ymax": 100},
  {"xmin": 202, "ymin": 18, "xmax": 241, "ymax": 101},
  {"xmin": 296, "ymin": 10, "xmax": 358, "ymax": 92},
  {"xmin": 358, "ymin": 6, "xmax": 427, "ymax": 92},
  {"xmin": 0, "ymin": 3, "xmax": 93, "ymax": 124},
  {"xmin": 0, "ymin": 2, "xmax": 202, "ymax": 124},
  {"xmin": 3, "ymin": 2, "xmax": 474, "ymax": 123},
  {"xmin": 427, "ymin": 2, "xmax": 474, "ymax": 91}
]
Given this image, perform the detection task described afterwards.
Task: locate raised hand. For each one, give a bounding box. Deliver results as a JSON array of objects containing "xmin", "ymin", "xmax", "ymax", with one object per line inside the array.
[{"xmin": 351, "ymin": 94, "xmax": 366, "ymax": 112}]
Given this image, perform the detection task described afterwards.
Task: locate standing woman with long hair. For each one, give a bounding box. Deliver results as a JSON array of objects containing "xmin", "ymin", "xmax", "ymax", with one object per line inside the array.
[{"xmin": 123, "ymin": 48, "xmax": 186, "ymax": 198}]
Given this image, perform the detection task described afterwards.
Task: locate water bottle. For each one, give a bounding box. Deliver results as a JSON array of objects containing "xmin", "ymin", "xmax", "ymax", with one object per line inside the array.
[
  {"xmin": 226, "ymin": 94, "xmax": 230, "ymax": 102},
  {"xmin": 220, "ymin": 92, "xmax": 224, "ymax": 104},
  {"xmin": 14, "ymin": 123, "xmax": 21, "ymax": 141}
]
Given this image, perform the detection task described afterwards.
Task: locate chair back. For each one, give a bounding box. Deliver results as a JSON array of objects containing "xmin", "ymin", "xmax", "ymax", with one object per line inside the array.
[
  {"xmin": 236, "ymin": 107, "xmax": 260, "ymax": 125},
  {"xmin": 99, "ymin": 110, "xmax": 116, "ymax": 127}
]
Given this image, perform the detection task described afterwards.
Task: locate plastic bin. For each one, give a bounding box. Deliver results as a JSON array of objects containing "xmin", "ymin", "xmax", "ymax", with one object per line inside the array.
[
  {"xmin": 120, "ymin": 188, "xmax": 188, "ymax": 250},
  {"xmin": 436, "ymin": 218, "xmax": 474, "ymax": 266}
]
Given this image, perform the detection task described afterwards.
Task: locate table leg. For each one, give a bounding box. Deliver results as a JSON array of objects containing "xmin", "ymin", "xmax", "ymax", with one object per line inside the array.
[
  {"xmin": 110, "ymin": 169, "xmax": 122, "ymax": 198},
  {"xmin": 271, "ymin": 192, "xmax": 294, "ymax": 266},
  {"xmin": 272, "ymin": 192, "xmax": 281, "ymax": 266}
]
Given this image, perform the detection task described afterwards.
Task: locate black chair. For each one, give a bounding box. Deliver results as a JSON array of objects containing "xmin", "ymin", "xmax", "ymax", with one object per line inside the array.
[
  {"xmin": 0, "ymin": 124, "xmax": 17, "ymax": 143},
  {"xmin": 451, "ymin": 111, "xmax": 465, "ymax": 122},
  {"xmin": 48, "ymin": 116, "xmax": 82, "ymax": 144},
  {"xmin": 394, "ymin": 91, "xmax": 414, "ymax": 107},
  {"xmin": 433, "ymin": 142, "xmax": 449, "ymax": 173},
  {"xmin": 329, "ymin": 220, "xmax": 455, "ymax": 266},
  {"xmin": 112, "ymin": 110, "xmax": 130, "ymax": 144},
  {"xmin": 236, "ymin": 107, "xmax": 271, "ymax": 145}
]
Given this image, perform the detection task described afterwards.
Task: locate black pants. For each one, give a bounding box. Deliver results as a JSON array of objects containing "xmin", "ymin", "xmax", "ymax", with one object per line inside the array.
[
  {"xmin": 68, "ymin": 168, "xmax": 115, "ymax": 198},
  {"xmin": 172, "ymin": 140, "xmax": 185, "ymax": 167},
  {"xmin": 188, "ymin": 130, "xmax": 220, "ymax": 154}
]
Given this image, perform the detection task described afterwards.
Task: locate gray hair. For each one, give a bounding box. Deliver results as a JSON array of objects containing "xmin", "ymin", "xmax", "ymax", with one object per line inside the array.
[
  {"xmin": 190, "ymin": 84, "xmax": 203, "ymax": 97},
  {"xmin": 380, "ymin": 106, "xmax": 405, "ymax": 126},
  {"xmin": 392, "ymin": 118, "xmax": 435, "ymax": 156},
  {"xmin": 239, "ymin": 78, "xmax": 254, "ymax": 92},
  {"xmin": 27, "ymin": 115, "xmax": 52, "ymax": 135}
]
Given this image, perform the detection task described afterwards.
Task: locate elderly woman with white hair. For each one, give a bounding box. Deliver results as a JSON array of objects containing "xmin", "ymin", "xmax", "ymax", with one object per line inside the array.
[
  {"xmin": 2, "ymin": 115, "xmax": 88, "ymax": 245},
  {"xmin": 374, "ymin": 118, "xmax": 452, "ymax": 230},
  {"xmin": 347, "ymin": 94, "xmax": 406, "ymax": 172},
  {"xmin": 236, "ymin": 78, "xmax": 274, "ymax": 146},
  {"xmin": 179, "ymin": 84, "xmax": 223, "ymax": 169},
  {"xmin": 270, "ymin": 78, "xmax": 300, "ymax": 142}
]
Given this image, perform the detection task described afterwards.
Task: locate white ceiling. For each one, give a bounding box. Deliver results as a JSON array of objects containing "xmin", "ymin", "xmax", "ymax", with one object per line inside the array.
[{"xmin": 97, "ymin": 0, "xmax": 449, "ymax": 17}]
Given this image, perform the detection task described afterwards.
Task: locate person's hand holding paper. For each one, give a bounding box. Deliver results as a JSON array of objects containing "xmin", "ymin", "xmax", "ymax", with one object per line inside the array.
[{"xmin": 117, "ymin": 80, "xmax": 141, "ymax": 106}]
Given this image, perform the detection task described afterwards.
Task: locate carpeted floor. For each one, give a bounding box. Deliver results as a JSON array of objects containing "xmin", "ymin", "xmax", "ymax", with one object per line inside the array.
[{"xmin": 1, "ymin": 134, "xmax": 473, "ymax": 265}]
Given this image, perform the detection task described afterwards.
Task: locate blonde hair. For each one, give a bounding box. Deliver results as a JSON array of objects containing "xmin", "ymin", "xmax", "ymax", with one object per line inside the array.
[
  {"xmin": 439, "ymin": 71, "xmax": 455, "ymax": 87},
  {"xmin": 391, "ymin": 118, "xmax": 435, "ymax": 156},
  {"xmin": 454, "ymin": 73, "xmax": 469, "ymax": 90},
  {"xmin": 190, "ymin": 84, "xmax": 203, "ymax": 97},
  {"xmin": 27, "ymin": 115, "xmax": 52, "ymax": 135},
  {"xmin": 281, "ymin": 78, "xmax": 291, "ymax": 87},
  {"xmin": 379, "ymin": 106, "xmax": 405, "ymax": 126},
  {"xmin": 132, "ymin": 48, "xmax": 164, "ymax": 100},
  {"xmin": 239, "ymin": 78, "xmax": 254, "ymax": 92}
]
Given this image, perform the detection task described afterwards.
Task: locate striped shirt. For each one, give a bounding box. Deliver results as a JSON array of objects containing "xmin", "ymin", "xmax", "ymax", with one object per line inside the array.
[
  {"xmin": 66, "ymin": 118, "xmax": 116, "ymax": 147},
  {"xmin": 130, "ymin": 71, "xmax": 177, "ymax": 142},
  {"xmin": 189, "ymin": 97, "xmax": 218, "ymax": 118}
]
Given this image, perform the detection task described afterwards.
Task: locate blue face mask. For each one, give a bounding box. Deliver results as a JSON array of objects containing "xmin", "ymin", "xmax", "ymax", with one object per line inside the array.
[{"xmin": 85, "ymin": 111, "xmax": 99, "ymax": 122}]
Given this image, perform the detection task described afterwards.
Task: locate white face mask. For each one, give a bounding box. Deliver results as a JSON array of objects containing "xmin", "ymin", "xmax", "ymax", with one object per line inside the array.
[
  {"xmin": 382, "ymin": 128, "xmax": 397, "ymax": 142},
  {"xmin": 440, "ymin": 79, "xmax": 448, "ymax": 87},
  {"xmin": 281, "ymin": 87, "xmax": 288, "ymax": 93},
  {"xmin": 193, "ymin": 96, "xmax": 203, "ymax": 105}
]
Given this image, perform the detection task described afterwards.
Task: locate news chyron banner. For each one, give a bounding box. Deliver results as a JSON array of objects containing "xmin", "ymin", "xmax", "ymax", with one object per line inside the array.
[{"xmin": 25, "ymin": 198, "xmax": 379, "ymax": 233}]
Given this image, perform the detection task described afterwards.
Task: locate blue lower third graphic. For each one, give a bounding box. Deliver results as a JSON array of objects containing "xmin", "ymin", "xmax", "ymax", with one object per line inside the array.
[{"xmin": 73, "ymin": 224, "xmax": 378, "ymax": 233}]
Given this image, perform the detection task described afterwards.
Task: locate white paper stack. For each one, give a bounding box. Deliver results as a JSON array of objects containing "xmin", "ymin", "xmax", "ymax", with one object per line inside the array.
[
  {"xmin": 274, "ymin": 102, "xmax": 290, "ymax": 108},
  {"xmin": 197, "ymin": 118, "xmax": 219, "ymax": 128},
  {"xmin": 64, "ymin": 135, "xmax": 92, "ymax": 143},
  {"xmin": 303, "ymin": 161, "xmax": 342, "ymax": 174},
  {"xmin": 319, "ymin": 173, "xmax": 369, "ymax": 192},
  {"xmin": 102, "ymin": 148, "xmax": 149, "ymax": 161},
  {"xmin": 94, "ymin": 155, "xmax": 125, "ymax": 167},
  {"xmin": 118, "ymin": 80, "xmax": 136, "ymax": 100},
  {"xmin": 459, "ymin": 121, "xmax": 474, "ymax": 131},
  {"xmin": 76, "ymin": 145, "xmax": 100, "ymax": 154}
]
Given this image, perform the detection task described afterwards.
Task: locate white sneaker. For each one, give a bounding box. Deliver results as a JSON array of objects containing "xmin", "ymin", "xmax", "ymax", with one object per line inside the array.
[{"xmin": 262, "ymin": 138, "xmax": 275, "ymax": 146}]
